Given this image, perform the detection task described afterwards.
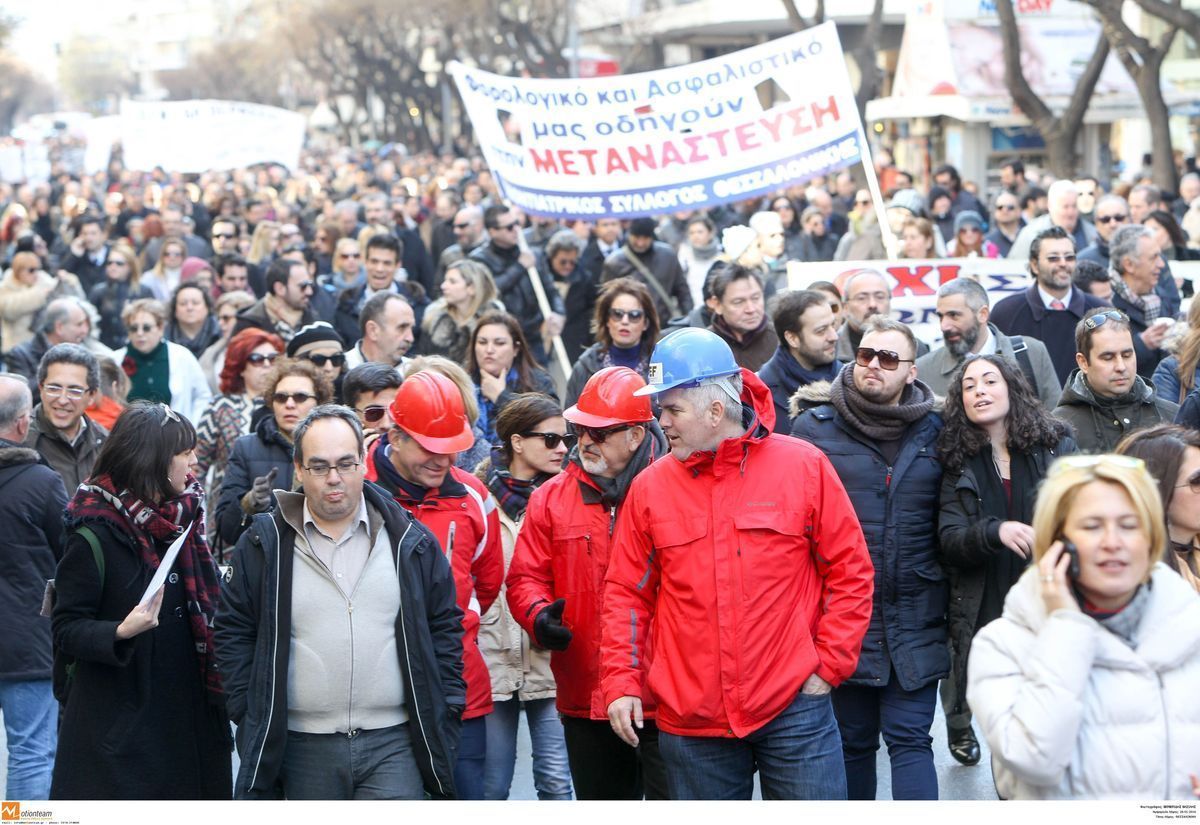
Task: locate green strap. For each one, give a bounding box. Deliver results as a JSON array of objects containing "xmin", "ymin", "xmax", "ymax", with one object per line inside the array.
[{"xmin": 75, "ymin": 525, "xmax": 105, "ymax": 588}]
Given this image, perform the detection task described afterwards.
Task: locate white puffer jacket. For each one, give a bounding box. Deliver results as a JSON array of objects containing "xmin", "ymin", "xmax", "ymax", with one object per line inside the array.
[{"xmin": 968, "ymin": 563, "xmax": 1200, "ymax": 799}]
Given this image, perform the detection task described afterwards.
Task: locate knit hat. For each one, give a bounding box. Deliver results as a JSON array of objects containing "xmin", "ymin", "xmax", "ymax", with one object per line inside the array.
[
  {"xmin": 180, "ymin": 257, "xmax": 214, "ymax": 283},
  {"xmin": 887, "ymin": 188, "xmax": 925, "ymax": 216},
  {"xmin": 721, "ymin": 225, "xmax": 758, "ymax": 261},
  {"xmin": 286, "ymin": 321, "xmax": 345, "ymax": 358},
  {"xmin": 748, "ymin": 211, "xmax": 784, "ymax": 237},
  {"xmin": 953, "ymin": 210, "xmax": 985, "ymax": 233}
]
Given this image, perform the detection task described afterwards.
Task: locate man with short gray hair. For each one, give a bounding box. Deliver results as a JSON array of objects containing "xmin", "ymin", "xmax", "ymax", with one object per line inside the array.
[
  {"xmin": 435, "ymin": 205, "xmax": 485, "ymax": 287},
  {"xmin": 217, "ymin": 403, "xmax": 466, "ymax": 799},
  {"xmin": 23, "ymin": 343, "xmax": 107, "ymax": 492},
  {"xmin": 1108, "ymin": 223, "xmax": 1168, "ymax": 379},
  {"xmin": 916, "ymin": 278, "xmax": 1060, "ymax": 407},
  {"xmin": 1007, "ymin": 179, "xmax": 1099, "ymax": 261},
  {"xmin": 6, "ymin": 298, "xmax": 92, "ymax": 389}
]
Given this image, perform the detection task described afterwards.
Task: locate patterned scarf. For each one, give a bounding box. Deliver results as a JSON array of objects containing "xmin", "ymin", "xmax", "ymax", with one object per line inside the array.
[
  {"xmin": 485, "ymin": 446, "xmax": 550, "ymax": 521},
  {"xmin": 65, "ymin": 473, "xmax": 223, "ymax": 700},
  {"xmin": 1109, "ymin": 273, "xmax": 1163, "ymax": 323}
]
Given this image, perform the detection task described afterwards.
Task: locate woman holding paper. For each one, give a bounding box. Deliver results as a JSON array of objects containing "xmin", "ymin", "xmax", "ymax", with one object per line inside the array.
[{"xmin": 50, "ymin": 402, "xmax": 231, "ymax": 800}]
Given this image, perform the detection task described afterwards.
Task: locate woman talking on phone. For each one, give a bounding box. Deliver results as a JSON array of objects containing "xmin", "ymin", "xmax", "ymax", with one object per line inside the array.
[{"xmin": 967, "ymin": 454, "xmax": 1200, "ymax": 799}]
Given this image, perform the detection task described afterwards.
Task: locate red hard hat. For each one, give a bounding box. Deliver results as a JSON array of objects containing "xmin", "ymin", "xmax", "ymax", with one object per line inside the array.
[
  {"xmin": 388, "ymin": 371, "xmax": 475, "ymax": 454},
  {"xmin": 563, "ymin": 367, "xmax": 654, "ymax": 428}
]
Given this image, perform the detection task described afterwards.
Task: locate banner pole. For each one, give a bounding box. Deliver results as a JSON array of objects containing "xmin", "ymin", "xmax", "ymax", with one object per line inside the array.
[{"xmin": 854, "ymin": 123, "xmax": 900, "ymax": 260}]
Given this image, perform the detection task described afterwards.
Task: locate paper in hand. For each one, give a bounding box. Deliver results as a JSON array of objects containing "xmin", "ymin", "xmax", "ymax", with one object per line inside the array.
[{"xmin": 139, "ymin": 521, "xmax": 194, "ymax": 606}]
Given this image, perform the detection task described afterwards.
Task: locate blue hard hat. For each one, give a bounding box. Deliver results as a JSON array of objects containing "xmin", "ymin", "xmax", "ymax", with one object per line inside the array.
[{"xmin": 633, "ymin": 327, "xmax": 740, "ymax": 396}]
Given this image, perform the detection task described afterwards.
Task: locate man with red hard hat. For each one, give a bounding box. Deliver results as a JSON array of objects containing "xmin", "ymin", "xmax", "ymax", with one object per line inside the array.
[
  {"xmin": 599, "ymin": 327, "xmax": 874, "ymax": 800},
  {"xmin": 372, "ymin": 370, "xmax": 504, "ymax": 800},
  {"xmin": 506, "ymin": 366, "xmax": 669, "ymax": 799}
]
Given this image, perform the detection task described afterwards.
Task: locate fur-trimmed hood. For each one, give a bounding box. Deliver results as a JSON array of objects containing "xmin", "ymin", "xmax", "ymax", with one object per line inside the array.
[{"xmin": 788, "ymin": 376, "xmax": 947, "ymax": 419}]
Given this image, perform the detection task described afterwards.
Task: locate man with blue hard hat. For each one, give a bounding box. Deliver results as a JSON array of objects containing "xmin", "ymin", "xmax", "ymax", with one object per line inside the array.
[{"xmin": 598, "ymin": 327, "xmax": 875, "ymax": 800}]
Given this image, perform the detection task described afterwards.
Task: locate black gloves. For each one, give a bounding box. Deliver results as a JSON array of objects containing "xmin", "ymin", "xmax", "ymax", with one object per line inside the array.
[{"xmin": 533, "ymin": 598, "xmax": 572, "ymax": 651}]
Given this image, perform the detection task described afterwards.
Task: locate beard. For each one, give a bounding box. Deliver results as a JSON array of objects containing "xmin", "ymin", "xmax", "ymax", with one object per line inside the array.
[
  {"xmin": 944, "ymin": 323, "xmax": 980, "ymax": 358},
  {"xmin": 579, "ymin": 453, "xmax": 610, "ymax": 476}
]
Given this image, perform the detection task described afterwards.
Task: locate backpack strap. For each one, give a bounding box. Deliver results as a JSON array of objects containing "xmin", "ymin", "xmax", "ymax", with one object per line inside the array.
[
  {"xmin": 621, "ymin": 246, "xmax": 680, "ymax": 318},
  {"xmin": 75, "ymin": 525, "xmax": 105, "ymax": 589},
  {"xmin": 1008, "ymin": 336, "xmax": 1038, "ymax": 392}
]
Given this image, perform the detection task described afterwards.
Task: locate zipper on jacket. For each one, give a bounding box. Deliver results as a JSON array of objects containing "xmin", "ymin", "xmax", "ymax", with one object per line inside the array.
[
  {"xmin": 1157, "ymin": 672, "xmax": 1171, "ymax": 799},
  {"xmin": 249, "ymin": 516, "xmax": 282, "ymax": 794},
  {"xmin": 609, "ymin": 505, "xmax": 617, "ymax": 537},
  {"xmin": 347, "ymin": 599, "xmax": 354, "ymax": 734}
]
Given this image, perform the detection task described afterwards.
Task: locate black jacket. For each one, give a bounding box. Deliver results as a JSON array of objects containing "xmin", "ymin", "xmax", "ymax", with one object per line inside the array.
[
  {"xmin": 539, "ymin": 254, "xmax": 597, "ymax": 364},
  {"xmin": 990, "ymin": 285, "xmax": 1109, "ymax": 385},
  {"xmin": 230, "ymin": 298, "xmax": 316, "ymax": 343},
  {"xmin": 215, "ymin": 415, "xmax": 295, "ymax": 546},
  {"xmin": 398, "ymin": 226, "xmax": 436, "ymax": 296},
  {"xmin": 5, "ymin": 330, "xmax": 51, "ymax": 386},
  {"xmin": 88, "ymin": 280, "xmax": 154, "ymax": 350},
  {"xmin": 61, "ymin": 244, "xmax": 112, "ymax": 293},
  {"xmin": 1052, "ymin": 370, "xmax": 1177, "ymax": 453},
  {"xmin": 0, "ymin": 442, "xmax": 66, "ymax": 680},
  {"xmin": 599, "ymin": 241, "xmax": 693, "ymax": 323},
  {"xmin": 332, "ymin": 280, "xmax": 429, "ymax": 349},
  {"xmin": 469, "ymin": 242, "xmax": 564, "ymax": 363},
  {"xmin": 215, "ymin": 482, "xmax": 465, "ymax": 798},
  {"xmin": 1108, "ymin": 288, "xmax": 1167, "ymax": 380}
]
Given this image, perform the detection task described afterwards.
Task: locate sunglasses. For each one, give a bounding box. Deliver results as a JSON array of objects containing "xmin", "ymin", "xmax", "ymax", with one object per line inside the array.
[
  {"xmin": 1082, "ymin": 310, "xmax": 1125, "ymax": 330},
  {"xmin": 305, "ymin": 353, "xmax": 345, "ymax": 368},
  {"xmin": 273, "ymin": 391, "xmax": 316, "ymax": 405},
  {"xmin": 106, "ymin": 259, "xmax": 129, "ymax": 267},
  {"xmin": 855, "ymin": 347, "xmax": 914, "ymax": 371},
  {"xmin": 297, "ymin": 281, "xmax": 315, "ymax": 292},
  {"xmin": 246, "ymin": 352, "xmax": 279, "ymax": 366},
  {"xmin": 356, "ymin": 404, "xmax": 390, "ymax": 425},
  {"xmin": 340, "ymin": 252, "xmax": 361, "ymax": 258},
  {"xmin": 1050, "ymin": 454, "xmax": 1145, "ymax": 477},
  {"xmin": 159, "ymin": 404, "xmax": 180, "ymax": 426},
  {"xmin": 609, "ymin": 308, "xmax": 645, "ymax": 322},
  {"xmin": 212, "ymin": 232, "xmax": 237, "ymax": 240},
  {"xmin": 453, "ymin": 222, "xmax": 472, "ymax": 229},
  {"xmin": 571, "ymin": 423, "xmax": 633, "ymax": 444},
  {"xmin": 128, "ymin": 323, "xmax": 158, "ymax": 334},
  {"xmin": 1095, "ymin": 214, "xmax": 1128, "ymax": 224},
  {"xmin": 995, "ymin": 204, "xmax": 1018, "ymax": 211},
  {"xmin": 521, "ymin": 431, "xmax": 577, "ymax": 450},
  {"xmin": 495, "ymin": 222, "xmax": 519, "ymax": 231}
]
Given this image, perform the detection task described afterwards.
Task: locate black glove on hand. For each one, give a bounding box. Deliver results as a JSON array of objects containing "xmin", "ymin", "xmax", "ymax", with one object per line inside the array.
[{"xmin": 533, "ymin": 598, "xmax": 572, "ymax": 651}]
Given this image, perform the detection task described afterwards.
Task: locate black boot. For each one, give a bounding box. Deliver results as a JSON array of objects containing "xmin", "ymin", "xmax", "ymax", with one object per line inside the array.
[{"xmin": 948, "ymin": 725, "xmax": 981, "ymax": 766}]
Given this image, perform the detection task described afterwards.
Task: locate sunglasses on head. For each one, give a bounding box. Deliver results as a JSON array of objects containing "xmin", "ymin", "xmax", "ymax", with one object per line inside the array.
[
  {"xmin": 855, "ymin": 347, "xmax": 913, "ymax": 371},
  {"xmin": 1050, "ymin": 454, "xmax": 1145, "ymax": 477},
  {"xmin": 273, "ymin": 391, "xmax": 315, "ymax": 405},
  {"xmin": 520, "ymin": 431, "xmax": 577, "ymax": 450},
  {"xmin": 570, "ymin": 423, "xmax": 634, "ymax": 444},
  {"xmin": 246, "ymin": 352, "xmax": 279, "ymax": 366},
  {"xmin": 305, "ymin": 353, "xmax": 345, "ymax": 368},
  {"xmin": 1082, "ymin": 310, "xmax": 1125, "ymax": 330},
  {"xmin": 358, "ymin": 404, "xmax": 389, "ymax": 425},
  {"xmin": 609, "ymin": 308, "xmax": 645, "ymax": 322}
]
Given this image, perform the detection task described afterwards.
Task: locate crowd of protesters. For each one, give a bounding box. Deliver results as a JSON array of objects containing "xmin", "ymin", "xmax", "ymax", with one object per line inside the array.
[{"xmin": 1, "ymin": 142, "xmax": 1199, "ymax": 803}]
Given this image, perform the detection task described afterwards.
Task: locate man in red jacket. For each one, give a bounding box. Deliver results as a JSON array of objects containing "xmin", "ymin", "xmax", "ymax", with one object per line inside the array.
[
  {"xmin": 507, "ymin": 367, "xmax": 669, "ymax": 800},
  {"xmin": 372, "ymin": 371, "xmax": 504, "ymax": 800},
  {"xmin": 600, "ymin": 328, "xmax": 874, "ymax": 800}
]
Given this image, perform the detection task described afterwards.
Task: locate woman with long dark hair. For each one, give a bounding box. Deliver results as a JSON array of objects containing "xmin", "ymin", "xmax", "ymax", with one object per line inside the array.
[
  {"xmin": 465, "ymin": 310, "xmax": 557, "ymax": 446},
  {"xmin": 936, "ymin": 353, "xmax": 1076, "ymax": 767},
  {"xmin": 51, "ymin": 402, "xmax": 230, "ymax": 799},
  {"xmin": 564, "ymin": 278, "xmax": 660, "ymax": 409}
]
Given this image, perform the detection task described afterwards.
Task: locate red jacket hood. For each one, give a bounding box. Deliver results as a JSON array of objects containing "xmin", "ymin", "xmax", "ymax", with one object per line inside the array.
[{"xmin": 678, "ymin": 368, "xmax": 776, "ymax": 475}]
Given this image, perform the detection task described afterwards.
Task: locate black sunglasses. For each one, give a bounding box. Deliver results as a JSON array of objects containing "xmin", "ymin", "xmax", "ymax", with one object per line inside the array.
[
  {"xmin": 1082, "ymin": 310, "xmax": 1125, "ymax": 330},
  {"xmin": 1095, "ymin": 214, "xmax": 1128, "ymax": 224},
  {"xmin": 273, "ymin": 391, "xmax": 316, "ymax": 405},
  {"xmin": 520, "ymin": 431, "xmax": 577, "ymax": 450},
  {"xmin": 305, "ymin": 353, "xmax": 345, "ymax": 368},
  {"xmin": 609, "ymin": 308, "xmax": 645, "ymax": 323},
  {"xmin": 855, "ymin": 347, "xmax": 913, "ymax": 371},
  {"xmin": 358, "ymin": 404, "xmax": 389, "ymax": 424},
  {"xmin": 246, "ymin": 352, "xmax": 279, "ymax": 366},
  {"xmin": 571, "ymin": 423, "xmax": 633, "ymax": 444},
  {"xmin": 212, "ymin": 232, "xmax": 237, "ymax": 240}
]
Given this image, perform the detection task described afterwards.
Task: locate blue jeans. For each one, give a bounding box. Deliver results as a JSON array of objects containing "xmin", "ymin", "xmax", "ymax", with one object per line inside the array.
[
  {"xmin": 454, "ymin": 716, "xmax": 487, "ymax": 800},
  {"xmin": 832, "ymin": 672, "xmax": 939, "ymax": 800},
  {"xmin": 278, "ymin": 724, "xmax": 425, "ymax": 799},
  {"xmin": 483, "ymin": 697, "xmax": 572, "ymax": 800},
  {"xmin": 658, "ymin": 691, "xmax": 847, "ymax": 800},
  {"xmin": 0, "ymin": 679, "xmax": 56, "ymax": 800}
]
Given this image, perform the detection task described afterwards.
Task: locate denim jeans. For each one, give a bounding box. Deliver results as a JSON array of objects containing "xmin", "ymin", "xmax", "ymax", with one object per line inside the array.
[
  {"xmin": 0, "ymin": 679, "xmax": 56, "ymax": 800},
  {"xmin": 832, "ymin": 672, "xmax": 939, "ymax": 800},
  {"xmin": 658, "ymin": 691, "xmax": 847, "ymax": 800},
  {"xmin": 454, "ymin": 716, "xmax": 488, "ymax": 800},
  {"xmin": 483, "ymin": 697, "xmax": 572, "ymax": 800},
  {"xmin": 561, "ymin": 716, "xmax": 668, "ymax": 800},
  {"xmin": 278, "ymin": 723, "xmax": 424, "ymax": 799}
]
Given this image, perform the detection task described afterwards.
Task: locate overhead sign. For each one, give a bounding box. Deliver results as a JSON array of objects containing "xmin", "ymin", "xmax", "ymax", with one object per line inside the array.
[{"xmin": 450, "ymin": 22, "xmax": 864, "ymax": 220}]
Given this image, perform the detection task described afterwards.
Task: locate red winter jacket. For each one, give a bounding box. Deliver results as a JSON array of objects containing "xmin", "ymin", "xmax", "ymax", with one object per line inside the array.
[
  {"xmin": 507, "ymin": 462, "xmax": 657, "ymax": 721},
  {"xmin": 383, "ymin": 464, "xmax": 504, "ymax": 720},
  {"xmin": 600, "ymin": 369, "xmax": 874, "ymax": 738}
]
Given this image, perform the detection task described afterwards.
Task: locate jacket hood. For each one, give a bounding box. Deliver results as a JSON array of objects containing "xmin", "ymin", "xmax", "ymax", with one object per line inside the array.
[
  {"xmin": 741, "ymin": 367, "xmax": 776, "ymax": 432},
  {"xmin": 788, "ymin": 380, "xmax": 833, "ymax": 417},
  {"xmin": 1059, "ymin": 368, "xmax": 1156, "ymax": 408},
  {"xmin": 0, "ymin": 444, "xmax": 40, "ymax": 471}
]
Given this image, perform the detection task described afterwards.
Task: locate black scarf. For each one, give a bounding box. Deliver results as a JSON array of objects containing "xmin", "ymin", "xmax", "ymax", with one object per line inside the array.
[
  {"xmin": 485, "ymin": 446, "xmax": 552, "ymax": 521},
  {"xmin": 829, "ymin": 362, "xmax": 935, "ymax": 440}
]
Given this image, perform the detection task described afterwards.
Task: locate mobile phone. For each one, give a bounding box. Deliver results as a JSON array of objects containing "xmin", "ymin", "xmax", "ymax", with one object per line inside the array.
[{"xmin": 1059, "ymin": 537, "xmax": 1081, "ymax": 581}]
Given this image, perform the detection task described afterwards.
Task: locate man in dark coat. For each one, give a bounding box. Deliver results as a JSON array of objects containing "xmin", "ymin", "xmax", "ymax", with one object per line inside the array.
[
  {"xmin": 0, "ymin": 375, "xmax": 68, "ymax": 800},
  {"xmin": 1106, "ymin": 224, "xmax": 1170, "ymax": 380},
  {"xmin": 23, "ymin": 343, "xmax": 108, "ymax": 492},
  {"xmin": 216, "ymin": 405, "xmax": 465, "ymax": 799},
  {"xmin": 705, "ymin": 265, "xmax": 777, "ymax": 372},
  {"xmin": 332, "ymin": 234, "xmax": 427, "ymax": 347},
  {"xmin": 757, "ymin": 289, "xmax": 841, "ymax": 434},
  {"xmin": 792, "ymin": 317, "xmax": 947, "ymax": 801}
]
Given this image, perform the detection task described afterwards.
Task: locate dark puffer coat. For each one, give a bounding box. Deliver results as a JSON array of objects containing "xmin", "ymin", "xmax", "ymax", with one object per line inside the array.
[{"xmin": 215, "ymin": 414, "xmax": 295, "ymax": 546}]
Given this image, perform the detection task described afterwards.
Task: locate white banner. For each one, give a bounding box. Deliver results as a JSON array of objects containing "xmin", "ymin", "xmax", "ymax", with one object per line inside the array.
[
  {"xmin": 449, "ymin": 22, "xmax": 863, "ymax": 220},
  {"xmin": 119, "ymin": 100, "xmax": 306, "ymax": 173}
]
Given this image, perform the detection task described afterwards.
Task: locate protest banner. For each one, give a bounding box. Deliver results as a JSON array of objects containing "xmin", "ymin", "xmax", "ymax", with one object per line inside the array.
[
  {"xmin": 119, "ymin": 100, "xmax": 307, "ymax": 173},
  {"xmin": 449, "ymin": 22, "xmax": 866, "ymax": 221}
]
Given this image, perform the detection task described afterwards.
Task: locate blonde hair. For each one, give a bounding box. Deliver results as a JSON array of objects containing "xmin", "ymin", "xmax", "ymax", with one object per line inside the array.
[
  {"xmin": 402, "ymin": 355, "xmax": 480, "ymax": 425},
  {"xmin": 121, "ymin": 298, "xmax": 168, "ymax": 328},
  {"xmin": 109, "ymin": 241, "xmax": 143, "ymax": 289},
  {"xmin": 247, "ymin": 221, "xmax": 279, "ymax": 265},
  {"xmin": 1032, "ymin": 455, "xmax": 1166, "ymax": 570}
]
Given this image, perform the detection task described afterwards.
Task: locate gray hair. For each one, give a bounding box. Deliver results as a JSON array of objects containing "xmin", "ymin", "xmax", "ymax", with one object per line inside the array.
[
  {"xmin": 39, "ymin": 297, "xmax": 86, "ymax": 336},
  {"xmin": 1130, "ymin": 183, "xmax": 1162, "ymax": 207},
  {"xmin": 1109, "ymin": 224, "xmax": 1154, "ymax": 276},
  {"xmin": 1094, "ymin": 193, "xmax": 1128, "ymax": 215},
  {"xmin": 937, "ymin": 277, "xmax": 989, "ymax": 312},
  {"xmin": 681, "ymin": 372, "xmax": 744, "ymax": 426},
  {"xmin": 0, "ymin": 375, "xmax": 32, "ymax": 431},
  {"xmin": 292, "ymin": 404, "xmax": 365, "ymax": 466},
  {"xmin": 37, "ymin": 342, "xmax": 100, "ymax": 391},
  {"xmin": 545, "ymin": 228, "xmax": 583, "ymax": 261},
  {"xmin": 334, "ymin": 198, "xmax": 359, "ymax": 217}
]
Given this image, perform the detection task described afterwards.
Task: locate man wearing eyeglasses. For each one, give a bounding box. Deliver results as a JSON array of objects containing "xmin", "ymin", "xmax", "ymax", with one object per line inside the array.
[
  {"xmin": 1077, "ymin": 194, "xmax": 1131, "ymax": 270},
  {"xmin": 23, "ymin": 343, "xmax": 108, "ymax": 493},
  {"xmin": 1052, "ymin": 307, "xmax": 1178, "ymax": 453},
  {"xmin": 217, "ymin": 404, "xmax": 466, "ymax": 799},
  {"xmin": 333, "ymin": 234, "xmax": 427, "ymax": 349},
  {"xmin": 984, "ymin": 192, "xmax": 1024, "ymax": 258},
  {"xmin": 507, "ymin": 367, "xmax": 669, "ymax": 799},
  {"xmin": 232, "ymin": 258, "xmax": 317, "ymax": 344}
]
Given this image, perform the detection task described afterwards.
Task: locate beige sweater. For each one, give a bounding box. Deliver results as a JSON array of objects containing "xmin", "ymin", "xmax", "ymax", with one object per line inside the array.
[{"xmin": 0, "ymin": 269, "xmax": 57, "ymax": 354}]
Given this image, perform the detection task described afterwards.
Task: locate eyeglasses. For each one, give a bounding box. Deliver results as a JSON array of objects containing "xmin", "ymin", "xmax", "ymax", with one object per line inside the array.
[
  {"xmin": 159, "ymin": 404, "xmax": 180, "ymax": 426},
  {"xmin": 212, "ymin": 232, "xmax": 237, "ymax": 240},
  {"xmin": 571, "ymin": 423, "xmax": 633, "ymax": 444},
  {"xmin": 1050, "ymin": 454, "xmax": 1146, "ymax": 477},
  {"xmin": 296, "ymin": 281, "xmax": 315, "ymax": 292},
  {"xmin": 1176, "ymin": 471, "xmax": 1200, "ymax": 495},
  {"xmin": 128, "ymin": 323, "xmax": 158, "ymax": 334},
  {"xmin": 41, "ymin": 383, "xmax": 87, "ymax": 400},
  {"xmin": 273, "ymin": 391, "xmax": 316, "ymax": 405},
  {"xmin": 357, "ymin": 404, "xmax": 389, "ymax": 425},
  {"xmin": 855, "ymin": 347, "xmax": 914, "ymax": 371},
  {"xmin": 301, "ymin": 458, "xmax": 361, "ymax": 477},
  {"xmin": 452, "ymin": 222, "xmax": 472, "ymax": 229},
  {"xmin": 495, "ymin": 222, "xmax": 519, "ymax": 231},
  {"xmin": 1082, "ymin": 310, "xmax": 1126, "ymax": 330},
  {"xmin": 106, "ymin": 259, "xmax": 128, "ymax": 267},
  {"xmin": 340, "ymin": 252, "xmax": 361, "ymax": 258},
  {"xmin": 608, "ymin": 308, "xmax": 645, "ymax": 323},
  {"xmin": 305, "ymin": 353, "xmax": 345, "ymax": 368},
  {"xmin": 520, "ymin": 431, "xmax": 577, "ymax": 450},
  {"xmin": 995, "ymin": 204, "xmax": 1018, "ymax": 211},
  {"xmin": 246, "ymin": 352, "xmax": 279, "ymax": 366},
  {"xmin": 1095, "ymin": 214, "xmax": 1128, "ymax": 224}
]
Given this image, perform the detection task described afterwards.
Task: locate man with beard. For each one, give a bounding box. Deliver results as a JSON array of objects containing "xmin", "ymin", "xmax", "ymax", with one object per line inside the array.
[
  {"xmin": 917, "ymin": 278, "xmax": 1060, "ymax": 407},
  {"xmin": 757, "ymin": 289, "xmax": 841, "ymax": 432},
  {"xmin": 991, "ymin": 227, "xmax": 1109, "ymax": 385},
  {"xmin": 506, "ymin": 367, "xmax": 670, "ymax": 800}
]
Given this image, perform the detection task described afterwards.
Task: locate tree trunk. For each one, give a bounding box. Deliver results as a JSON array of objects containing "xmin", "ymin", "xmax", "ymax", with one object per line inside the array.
[{"xmin": 1139, "ymin": 67, "xmax": 1178, "ymax": 193}]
